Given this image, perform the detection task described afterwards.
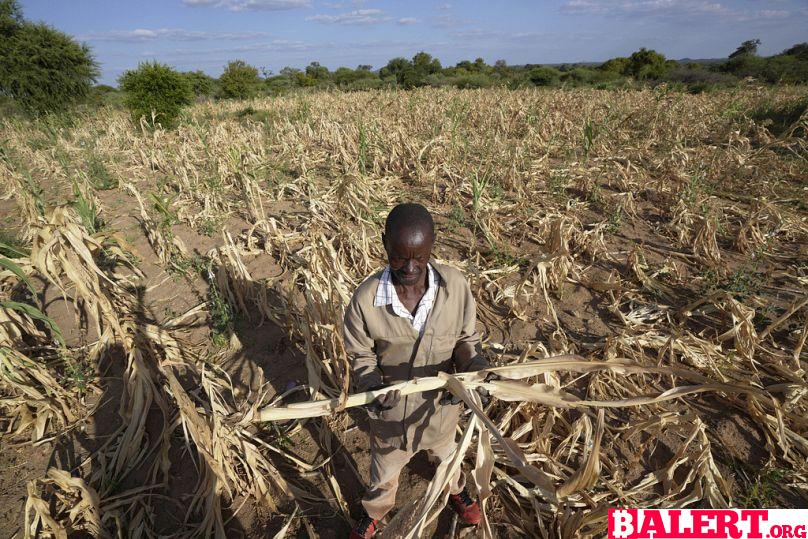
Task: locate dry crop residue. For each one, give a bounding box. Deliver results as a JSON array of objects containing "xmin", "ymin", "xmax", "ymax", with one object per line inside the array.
[{"xmin": 0, "ymin": 86, "xmax": 806, "ymax": 538}]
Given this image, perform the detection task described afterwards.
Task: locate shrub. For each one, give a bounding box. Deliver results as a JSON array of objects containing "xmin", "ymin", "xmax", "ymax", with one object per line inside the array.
[
  {"xmin": 664, "ymin": 67, "xmax": 737, "ymax": 92},
  {"xmin": 265, "ymin": 75, "xmax": 294, "ymax": 94},
  {"xmin": 0, "ymin": 0, "xmax": 99, "ymax": 114},
  {"xmin": 345, "ymin": 77, "xmax": 385, "ymax": 91},
  {"xmin": 781, "ymin": 42, "xmax": 808, "ymax": 61},
  {"xmin": 626, "ymin": 48, "xmax": 675, "ymax": 80},
  {"xmin": 305, "ymin": 61, "xmax": 330, "ymax": 82},
  {"xmin": 380, "ymin": 53, "xmax": 441, "ymax": 89},
  {"xmin": 183, "ymin": 70, "xmax": 215, "ymax": 97},
  {"xmin": 119, "ymin": 62, "xmax": 193, "ymax": 128},
  {"xmin": 452, "ymin": 74, "xmax": 493, "ymax": 89},
  {"xmin": 529, "ymin": 66, "xmax": 561, "ymax": 86},
  {"xmin": 218, "ymin": 60, "xmax": 261, "ymax": 99},
  {"xmin": 87, "ymin": 84, "xmax": 120, "ymax": 106},
  {"xmin": 560, "ymin": 68, "xmax": 596, "ymax": 85},
  {"xmin": 599, "ymin": 57, "xmax": 630, "ymax": 74},
  {"xmin": 722, "ymin": 53, "xmax": 808, "ymax": 84},
  {"xmin": 332, "ymin": 66, "xmax": 379, "ymax": 89}
]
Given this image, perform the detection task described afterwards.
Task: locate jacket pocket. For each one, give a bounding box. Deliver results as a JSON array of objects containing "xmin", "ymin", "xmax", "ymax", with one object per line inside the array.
[{"xmin": 430, "ymin": 333, "xmax": 458, "ymax": 366}]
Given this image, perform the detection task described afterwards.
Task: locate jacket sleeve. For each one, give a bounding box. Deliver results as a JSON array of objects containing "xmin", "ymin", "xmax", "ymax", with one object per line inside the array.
[
  {"xmin": 343, "ymin": 294, "xmax": 383, "ymax": 392},
  {"xmin": 452, "ymin": 277, "xmax": 487, "ymax": 373}
]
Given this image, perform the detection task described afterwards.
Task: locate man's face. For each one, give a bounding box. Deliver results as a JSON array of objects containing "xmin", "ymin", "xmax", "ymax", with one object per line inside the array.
[{"xmin": 383, "ymin": 225, "xmax": 434, "ymax": 286}]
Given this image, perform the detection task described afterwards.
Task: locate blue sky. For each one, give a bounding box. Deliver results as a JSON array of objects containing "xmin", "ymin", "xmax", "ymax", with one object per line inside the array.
[{"xmin": 19, "ymin": 0, "xmax": 808, "ymax": 85}]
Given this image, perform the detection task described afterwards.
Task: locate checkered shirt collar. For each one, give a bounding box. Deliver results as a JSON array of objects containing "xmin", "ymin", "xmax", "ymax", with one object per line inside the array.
[{"xmin": 373, "ymin": 263, "xmax": 439, "ymax": 334}]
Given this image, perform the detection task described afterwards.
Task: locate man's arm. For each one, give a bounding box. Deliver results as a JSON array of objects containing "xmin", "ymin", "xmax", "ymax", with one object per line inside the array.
[
  {"xmin": 343, "ymin": 295, "xmax": 383, "ymax": 392},
  {"xmin": 452, "ymin": 278, "xmax": 488, "ymax": 373}
]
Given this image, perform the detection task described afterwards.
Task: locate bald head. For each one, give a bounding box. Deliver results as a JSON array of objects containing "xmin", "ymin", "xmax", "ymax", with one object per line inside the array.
[{"xmin": 384, "ymin": 203, "xmax": 435, "ymax": 239}]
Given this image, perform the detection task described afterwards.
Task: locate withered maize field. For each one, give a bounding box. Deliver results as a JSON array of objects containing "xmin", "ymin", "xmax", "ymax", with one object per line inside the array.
[{"xmin": 0, "ymin": 86, "xmax": 807, "ymax": 538}]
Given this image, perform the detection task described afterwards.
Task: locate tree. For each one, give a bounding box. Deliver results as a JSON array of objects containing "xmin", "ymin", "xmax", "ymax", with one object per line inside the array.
[
  {"xmin": 0, "ymin": 0, "xmax": 23, "ymax": 35},
  {"xmin": 0, "ymin": 0, "xmax": 98, "ymax": 114},
  {"xmin": 305, "ymin": 61, "xmax": 330, "ymax": 81},
  {"xmin": 598, "ymin": 57, "xmax": 630, "ymax": 74},
  {"xmin": 529, "ymin": 66, "xmax": 560, "ymax": 86},
  {"xmin": 379, "ymin": 57, "xmax": 410, "ymax": 80},
  {"xmin": 219, "ymin": 60, "xmax": 261, "ymax": 99},
  {"xmin": 729, "ymin": 39, "xmax": 761, "ymax": 59},
  {"xmin": 626, "ymin": 48, "xmax": 673, "ymax": 79},
  {"xmin": 183, "ymin": 70, "xmax": 215, "ymax": 97},
  {"xmin": 279, "ymin": 66, "xmax": 301, "ymax": 77},
  {"xmin": 412, "ymin": 52, "xmax": 441, "ymax": 75},
  {"xmin": 119, "ymin": 62, "xmax": 193, "ymax": 128},
  {"xmin": 379, "ymin": 57, "xmax": 421, "ymax": 88},
  {"xmin": 781, "ymin": 42, "xmax": 808, "ymax": 61}
]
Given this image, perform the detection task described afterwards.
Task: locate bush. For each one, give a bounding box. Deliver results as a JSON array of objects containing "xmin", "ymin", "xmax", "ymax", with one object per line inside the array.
[
  {"xmin": 343, "ymin": 77, "xmax": 385, "ymax": 91},
  {"xmin": 782, "ymin": 43, "xmax": 808, "ymax": 61},
  {"xmin": 0, "ymin": 0, "xmax": 99, "ymax": 114},
  {"xmin": 599, "ymin": 57, "xmax": 630, "ymax": 74},
  {"xmin": 452, "ymin": 74, "xmax": 493, "ymax": 89},
  {"xmin": 265, "ymin": 75, "xmax": 295, "ymax": 94},
  {"xmin": 560, "ymin": 67, "xmax": 596, "ymax": 85},
  {"xmin": 722, "ymin": 53, "xmax": 808, "ymax": 84},
  {"xmin": 218, "ymin": 60, "xmax": 261, "ymax": 99},
  {"xmin": 183, "ymin": 70, "xmax": 215, "ymax": 97},
  {"xmin": 664, "ymin": 67, "xmax": 737, "ymax": 92},
  {"xmin": 380, "ymin": 53, "xmax": 441, "ymax": 89},
  {"xmin": 529, "ymin": 66, "xmax": 561, "ymax": 86},
  {"xmin": 626, "ymin": 48, "xmax": 675, "ymax": 80},
  {"xmin": 119, "ymin": 62, "xmax": 193, "ymax": 128},
  {"xmin": 88, "ymin": 84, "xmax": 120, "ymax": 107}
]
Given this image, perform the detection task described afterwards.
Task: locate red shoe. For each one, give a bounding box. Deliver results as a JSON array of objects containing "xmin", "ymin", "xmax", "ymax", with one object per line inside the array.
[
  {"xmin": 349, "ymin": 512, "xmax": 380, "ymax": 539},
  {"xmin": 449, "ymin": 488, "xmax": 482, "ymax": 525}
]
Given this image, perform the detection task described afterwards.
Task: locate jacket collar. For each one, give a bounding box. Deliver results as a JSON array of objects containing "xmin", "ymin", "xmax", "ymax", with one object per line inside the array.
[{"xmin": 428, "ymin": 259, "xmax": 450, "ymax": 290}]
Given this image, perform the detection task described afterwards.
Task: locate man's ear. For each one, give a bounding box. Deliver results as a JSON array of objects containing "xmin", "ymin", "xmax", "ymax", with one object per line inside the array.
[{"xmin": 381, "ymin": 232, "xmax": 388, "ymax": 253}]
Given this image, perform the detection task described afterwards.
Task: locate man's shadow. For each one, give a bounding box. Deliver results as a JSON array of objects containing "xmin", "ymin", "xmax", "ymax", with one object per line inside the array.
[
  {"xmin": 47, "ymin": 283, "xmax": 251, "ymax": 537},
  {"xmin": 225, "ymin": 281, "xmax": 365, "ymax": 538}
]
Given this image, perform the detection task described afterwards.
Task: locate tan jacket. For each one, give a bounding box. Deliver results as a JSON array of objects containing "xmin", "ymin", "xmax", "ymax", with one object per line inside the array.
[{"xmin": 343, "ymin": 262, "xmax": 486, "ymax": 451}]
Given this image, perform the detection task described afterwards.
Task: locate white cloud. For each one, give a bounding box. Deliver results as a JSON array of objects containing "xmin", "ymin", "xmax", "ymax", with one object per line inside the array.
[
  {"xmin": 432, "ymin": 13, "xmax": 475, "ymax": 28},
  {"xmin": 322, "ymin": 0, "xmax": 366, "ymax": 8},
  {"xmin": 81, "ymin": 28, "xmax": 271, "ymax": 42},
  {"xmin": 397, "ymin": 17, "xmax": 419, "ymax": 25},
  {"xmin": 182, "ymin": 0, "xmax": 311, "ymax": 11},
  {"xmin": 139, "ymin": 39, "xmax": 319, "ymax": 60},
  {"xmin": 307, "ymin": 8, "xmax": 391, "ymax": 24},
  {"xmin": 560, "ymin": 0, "xmax": 803, "ymax": 24},
  {"xmin": 756, "ymin": 9, "xmax": 790, "ymax": 19},
  {"xmin": 561, "ymin": 0, "xmax": 730, "ymax": 17}
]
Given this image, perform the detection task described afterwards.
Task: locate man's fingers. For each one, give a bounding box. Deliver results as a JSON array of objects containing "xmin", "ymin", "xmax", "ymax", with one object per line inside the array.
[
  {"xmin": 375, "ymin": 389, "xmax": 401, "ymax": 410},
  {"xmin": 385, "ymin": 389, "xmax": 401, "ymax": 406}
]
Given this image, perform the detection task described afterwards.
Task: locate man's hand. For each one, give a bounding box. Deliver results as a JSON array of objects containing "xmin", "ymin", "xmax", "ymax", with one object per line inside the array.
[
  {"xmin": 439, "ymin": 372, "xmax": 500, "ymax": 406},
  {"xmin": 368, "ymin": 389, "xmax": 401, "ymax": 415}
]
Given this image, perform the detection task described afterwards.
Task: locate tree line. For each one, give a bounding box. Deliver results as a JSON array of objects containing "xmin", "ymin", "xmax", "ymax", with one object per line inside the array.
[
  {"xmin": 170, "ymin": 42, "xmax": 808, "ymax": 99},
  {"xmin": 1, "ymin": 0, "xmax": 807, "ymax": 124}
]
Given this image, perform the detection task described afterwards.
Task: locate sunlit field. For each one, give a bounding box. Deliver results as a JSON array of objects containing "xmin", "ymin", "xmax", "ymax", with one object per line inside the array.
[{"xmin": 1, "ymin": 86, "xmax": 806, "ymax": 537}]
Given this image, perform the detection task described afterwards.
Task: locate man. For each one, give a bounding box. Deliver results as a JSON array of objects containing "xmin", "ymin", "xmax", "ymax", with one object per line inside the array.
[{"xmin": 343, "ymin": 203, "xmax": 487, "ymax": 539}]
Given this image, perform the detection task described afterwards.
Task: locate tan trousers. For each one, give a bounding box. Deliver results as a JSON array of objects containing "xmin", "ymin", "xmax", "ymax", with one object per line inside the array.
[{"xmin": 362, "ymin": 433, "xmax": 465, "ymax": 521}]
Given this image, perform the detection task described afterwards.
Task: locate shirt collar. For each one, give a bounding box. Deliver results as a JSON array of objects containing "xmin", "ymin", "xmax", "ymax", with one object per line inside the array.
[{"xmin": 374, "ymin": 263, "xmax": 437, "ymax": 308}]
